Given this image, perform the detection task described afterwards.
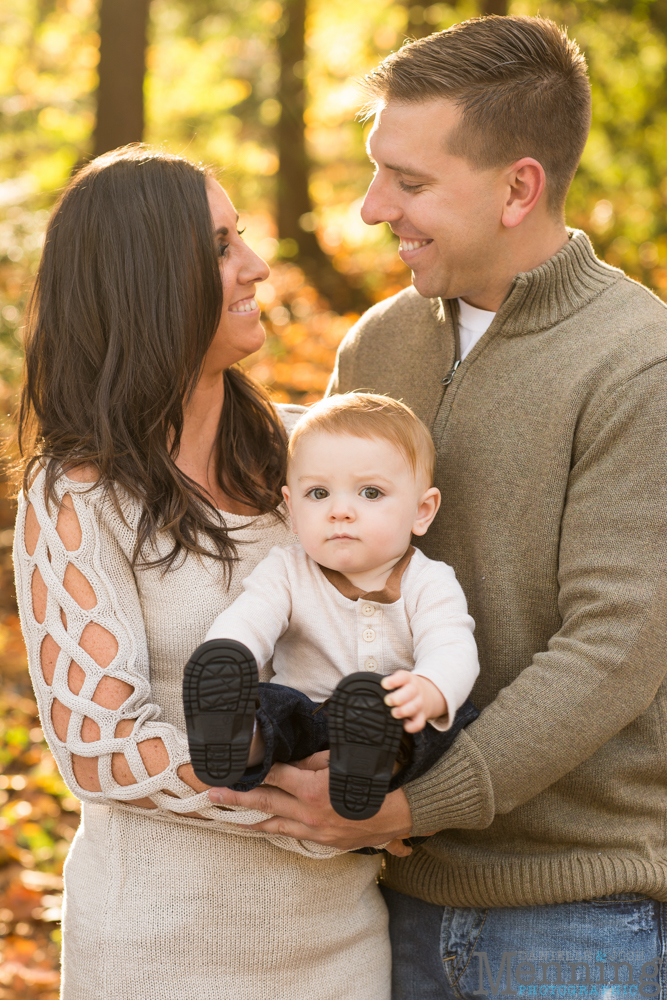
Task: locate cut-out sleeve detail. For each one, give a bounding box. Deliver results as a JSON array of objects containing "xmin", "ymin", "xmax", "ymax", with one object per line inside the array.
[{"xmin": 14, "ymin": 468, "xmax": 338, "ymax": 858}]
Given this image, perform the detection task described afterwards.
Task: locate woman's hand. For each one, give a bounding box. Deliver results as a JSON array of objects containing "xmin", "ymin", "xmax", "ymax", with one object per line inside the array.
[{"xmin": 208, "ymin": 752, "xmax": 414, "ymax": 852}]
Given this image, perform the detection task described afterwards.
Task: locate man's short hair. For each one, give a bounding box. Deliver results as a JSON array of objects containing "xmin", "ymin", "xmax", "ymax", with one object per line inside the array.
[
  {"xmin": 362, "ymin": 15, "xmax": 591, "ymax": 213},
  {"xmin": 288, "ymin": 393, "xmax": 436, "ymax": 485}
]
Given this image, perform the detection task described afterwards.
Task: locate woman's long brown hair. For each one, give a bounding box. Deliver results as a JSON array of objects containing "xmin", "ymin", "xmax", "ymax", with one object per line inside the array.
[{"xmin": 18, "ymin": 146, "xmax": 287, "ymax": 575}]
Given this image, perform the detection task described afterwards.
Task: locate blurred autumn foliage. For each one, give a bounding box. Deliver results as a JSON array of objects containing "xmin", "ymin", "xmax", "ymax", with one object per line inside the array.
[
  {"xmin": 0, "ymin": 481, "xmax": 70, "ymax": 999},
  {"xmin": 2, "ymin": 0, "xmax": 667, "ymax": 993}
]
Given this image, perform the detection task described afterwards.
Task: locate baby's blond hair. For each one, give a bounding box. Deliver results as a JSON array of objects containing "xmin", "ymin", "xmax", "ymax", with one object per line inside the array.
[{"xmin": 288, "ymin": 393, "xmax": 435, "ymax": 485}]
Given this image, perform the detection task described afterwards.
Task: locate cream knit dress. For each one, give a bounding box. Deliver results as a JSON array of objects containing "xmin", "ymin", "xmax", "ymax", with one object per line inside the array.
[{"xmin": 13, "ymin": 405, "xmax": 390, "ymax": 1000}]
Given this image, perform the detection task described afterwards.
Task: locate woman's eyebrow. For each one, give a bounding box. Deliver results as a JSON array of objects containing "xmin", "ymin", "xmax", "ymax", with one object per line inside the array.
[{"xmin": 215, "ymin": 215, "xmax": 240, "ymax": 238}]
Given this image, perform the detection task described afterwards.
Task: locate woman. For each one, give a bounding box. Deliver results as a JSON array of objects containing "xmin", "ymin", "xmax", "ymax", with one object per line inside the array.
[{"xmin": 13, "ymin": 147, "xmax": 390, "ymax": 1000}]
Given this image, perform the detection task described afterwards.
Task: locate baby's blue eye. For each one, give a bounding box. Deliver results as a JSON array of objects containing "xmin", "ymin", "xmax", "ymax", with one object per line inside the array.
[
  {"xmin": 360, "ymin": 487, "xmax": 382, "ymax": 500},
  {"xmin": 308, "ymin": 488, "xmax": 329, "ymax": 500}
]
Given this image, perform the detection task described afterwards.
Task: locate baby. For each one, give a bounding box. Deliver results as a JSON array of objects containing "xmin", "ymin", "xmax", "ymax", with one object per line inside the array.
[{"xmin": 183, "ymin": 393, "xmax": 479, "ymax": 822}]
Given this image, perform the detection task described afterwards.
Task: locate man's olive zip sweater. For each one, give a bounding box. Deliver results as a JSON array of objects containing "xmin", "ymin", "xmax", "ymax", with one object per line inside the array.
[{"xmin": 329, "ymin": 231, "xmax": 667, "ymax": 907}]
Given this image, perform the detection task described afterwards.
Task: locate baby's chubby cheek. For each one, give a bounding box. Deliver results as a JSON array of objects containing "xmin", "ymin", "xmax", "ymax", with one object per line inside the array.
[
  {"xmin": 289, "ymin": 516, "xmax": 328, "ymax": 558},
  {"xmin": 365, "ymin": 520, "xmax": 411, "ymax": 553}
]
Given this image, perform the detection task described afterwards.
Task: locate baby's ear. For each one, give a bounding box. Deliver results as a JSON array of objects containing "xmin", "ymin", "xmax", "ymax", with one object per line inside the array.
[
  {"xmin": 412, "ymin": 487, "xmax": 441, "ymax": 536},
  {"xmin": 281, "ymin": 486, "xmax": 297, "ymax": 532}
]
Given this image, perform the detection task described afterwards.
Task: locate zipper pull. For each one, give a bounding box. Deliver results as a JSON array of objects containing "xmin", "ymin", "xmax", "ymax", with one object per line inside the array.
[{"xmin": 441, "ymin": 360, "xmax": 461, "ymax": 386}]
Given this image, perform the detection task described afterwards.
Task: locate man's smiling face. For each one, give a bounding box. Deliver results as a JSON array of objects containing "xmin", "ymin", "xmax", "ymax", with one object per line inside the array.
[{"xmin": 361, "ymin": 98, "xmax": 509, "ymax": 303}]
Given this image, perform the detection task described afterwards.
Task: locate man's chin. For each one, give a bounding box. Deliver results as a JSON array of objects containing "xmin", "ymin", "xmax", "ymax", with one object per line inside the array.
[{"xmin": 411, "ymin": 271, "xmax": 449, "ymax": 301}]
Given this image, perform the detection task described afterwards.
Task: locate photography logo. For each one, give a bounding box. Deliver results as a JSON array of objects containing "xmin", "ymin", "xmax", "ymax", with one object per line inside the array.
[{"xmin": 472, "ymin": 952, "xmax": 662, "ymax": 998}]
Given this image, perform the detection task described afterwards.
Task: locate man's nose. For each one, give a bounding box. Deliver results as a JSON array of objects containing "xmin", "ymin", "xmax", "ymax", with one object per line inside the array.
[{"xmin": 360, "ymin": 174, "xmax": 402, "ymax": 227}]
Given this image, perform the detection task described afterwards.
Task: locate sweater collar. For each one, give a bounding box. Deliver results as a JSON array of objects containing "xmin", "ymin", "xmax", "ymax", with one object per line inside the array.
[
  {"xmin": 318, "ymin": 545, "xmax": 415, "ymax": 605},
  {"xmin": 445, "ymin": 230, "xmax": 622, "ymax": 340}
]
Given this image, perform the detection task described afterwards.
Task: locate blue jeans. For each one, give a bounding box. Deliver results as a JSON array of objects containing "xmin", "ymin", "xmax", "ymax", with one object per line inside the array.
[{"xmin": 382, "ymin": 886, "xmax": 667, "ymax": 1000}]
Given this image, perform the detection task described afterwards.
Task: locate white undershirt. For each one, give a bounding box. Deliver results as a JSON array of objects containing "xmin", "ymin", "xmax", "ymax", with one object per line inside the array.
[{"xmin": 457, "ymin": 298, "xmax": 496, "ymax": 360}]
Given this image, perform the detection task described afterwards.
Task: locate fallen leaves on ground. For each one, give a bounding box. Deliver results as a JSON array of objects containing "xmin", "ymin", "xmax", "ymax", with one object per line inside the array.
[{"xmin": 0, "ymin": 613, "xmax": 79, "ymax": 999}]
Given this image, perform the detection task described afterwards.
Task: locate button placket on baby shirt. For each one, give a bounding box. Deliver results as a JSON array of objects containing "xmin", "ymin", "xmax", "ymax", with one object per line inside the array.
[{"xmin": 357, "ymin": 602, "xmax": 383, "ymax": 672}]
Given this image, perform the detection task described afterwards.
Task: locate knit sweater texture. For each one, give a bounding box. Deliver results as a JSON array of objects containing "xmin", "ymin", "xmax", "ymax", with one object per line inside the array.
[
  {"xmin": 329, "ymin": 231, "xmax": 667, "ymax": 908},
  {"xmin": 13, "ymin": 405, "xmax": 390, "ymax": 1000}
]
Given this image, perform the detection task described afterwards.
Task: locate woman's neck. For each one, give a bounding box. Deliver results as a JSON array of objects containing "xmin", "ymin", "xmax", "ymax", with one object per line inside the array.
[{"xmin": 175, "ymin": 371, "xmax": 257, "ymax": 515}]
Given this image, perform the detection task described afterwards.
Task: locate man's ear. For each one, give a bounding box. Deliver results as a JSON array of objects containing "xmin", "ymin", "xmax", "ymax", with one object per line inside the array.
[
  {"xmin": 281, "ymin": 485, "xmax": 298, "ymax": 534},
  {"xmin": 412, "ymin": 487, "xmax": 441, "ymax": 536},
  {"xmin": 501, "ymin": 157, "xmax": 546, "ymax": 229}
]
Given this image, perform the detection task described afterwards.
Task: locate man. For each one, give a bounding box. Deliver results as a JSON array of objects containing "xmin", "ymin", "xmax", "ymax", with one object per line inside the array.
[{"xmin": 211, "ymin": 15, "xmax": 667, "ymax": 990}]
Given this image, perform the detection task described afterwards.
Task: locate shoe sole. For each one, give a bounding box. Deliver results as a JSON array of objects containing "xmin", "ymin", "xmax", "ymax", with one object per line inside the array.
[
  {"xmin": 182, "ymin": 639, "xmax": 258, "ymax": 786},
  {"xmin": 328, "ymin": 672, "xmax": 404, "ymax": 821}
]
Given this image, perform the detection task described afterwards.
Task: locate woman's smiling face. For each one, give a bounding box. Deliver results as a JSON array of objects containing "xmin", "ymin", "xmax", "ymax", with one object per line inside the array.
[{"xmin": 203, "ymin": 177, "xmax": 270, "ymax": 373}]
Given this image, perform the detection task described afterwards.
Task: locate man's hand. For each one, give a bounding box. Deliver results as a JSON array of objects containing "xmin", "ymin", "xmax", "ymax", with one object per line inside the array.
[
  {"xmin": 208, "ymin": 751, "xmax": 414, "ymax": 852},
  {"xmin": 382, "ymin": 671, "xmax": 447, "ymax": 732}
]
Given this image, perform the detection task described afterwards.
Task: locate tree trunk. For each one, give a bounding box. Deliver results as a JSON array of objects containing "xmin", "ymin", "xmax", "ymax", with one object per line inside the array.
[
  {"xmin": 275, "ymin": 0, "xmax": 362, "ymax": 308},
  {"xmin": 93, "ymin": 0, "xmax": 151, "ymax": 157},
  {"xmin": 276, "ymin": 0, "xmax": 322, "ymax": 261},
  {"xmin": 648, "ymin": 0, "xmax": 667, "ymax": 35},
  {"xmin": 481, "ymin": 0, "xmax": 508, "ymax": 15}
]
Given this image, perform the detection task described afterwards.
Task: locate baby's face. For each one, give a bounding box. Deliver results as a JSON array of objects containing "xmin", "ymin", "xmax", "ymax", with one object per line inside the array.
[{"xmin": 282, "ymin": 431, "xmax": 439, "ymax": 576}]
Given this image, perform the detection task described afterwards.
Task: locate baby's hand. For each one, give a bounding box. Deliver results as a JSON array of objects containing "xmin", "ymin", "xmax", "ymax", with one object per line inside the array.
[{"xmin": 381, "ymin": 671, "xmax": 447, "ymax": 733}]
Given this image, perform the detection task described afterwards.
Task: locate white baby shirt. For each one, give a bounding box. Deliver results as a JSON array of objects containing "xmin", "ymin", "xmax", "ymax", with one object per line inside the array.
[{"xmin": 206, "ymin": 544, "xmax": 479, "ymax": 731}]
